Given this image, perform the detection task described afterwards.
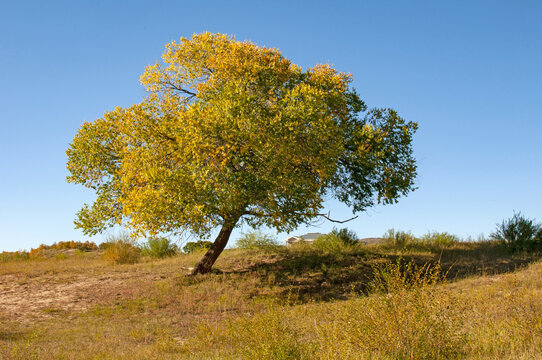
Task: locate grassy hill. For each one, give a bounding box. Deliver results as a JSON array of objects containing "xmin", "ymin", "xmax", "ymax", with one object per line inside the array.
[{"xmin": 1, "ymin": 238, "xmax": 541, "ymax": 359}]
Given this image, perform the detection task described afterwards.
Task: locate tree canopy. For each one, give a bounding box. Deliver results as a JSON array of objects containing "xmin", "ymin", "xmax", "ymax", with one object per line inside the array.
[{"xmin": 67, "ymin": 33, "xmax": 417, "ymax": 274}]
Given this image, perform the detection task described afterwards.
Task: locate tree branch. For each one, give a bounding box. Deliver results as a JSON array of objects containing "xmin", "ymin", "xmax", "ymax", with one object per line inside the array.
[
  {"xmin": 244, "ymin": 210, "xmax": 358, "ymax": 224},
  {"xmin": 164, "ymin": 81, "xmax": 197, "ymax": 97},
  {"xmin": 318, "ymin": 212, "xmax": 358, "ymax": 223}
]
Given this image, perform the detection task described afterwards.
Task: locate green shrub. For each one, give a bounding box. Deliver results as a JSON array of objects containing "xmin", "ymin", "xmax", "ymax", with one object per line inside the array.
[
  {"xmin": 491, "ymin": 212, "xmax": 542, "ymax": 252},
  {"xmin": 330, "ymin": 227, "xmax": 358, "ymax": 245},
  {"xmin": 420, "ymin": 231, "xmax": 460, "ymax": 245},
  {"xmin": 0, "ymin": 251, "xmax": 30, "ymax": 262},
  {"xmin": 382, "ymin": 229, "xmax": 418, "ymax": 247},
  {"xmin": 183, "ymin": 240, "xmax": 213, "ymax": 254},
  {"xmin": 313, "ymin": 228, "xmax": 359, "ymax": 252},
  {"xmin": 101, "ymin": 234, "xmax": 141, "ymax": 264},
  {"xmin": 55, "ymin": 253, "xmax": 68, "ymax": 260},
  {"xmin": 236, "ymin": 231, "xmax": 278, "ymax": 250},
  {"xmin": 141, "ymin": 237, "xmax": 178, "ymax": 258}
]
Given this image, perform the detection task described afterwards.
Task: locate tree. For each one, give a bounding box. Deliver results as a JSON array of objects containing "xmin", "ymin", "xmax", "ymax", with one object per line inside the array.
[{"xmin": 67, "ymin": 33, "xmax": 417, "ymax": 274}]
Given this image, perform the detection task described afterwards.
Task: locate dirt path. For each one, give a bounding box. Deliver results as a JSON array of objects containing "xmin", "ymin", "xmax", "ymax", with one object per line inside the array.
[{"xmin": 0, "ymin": 271, "xmax": 156, "ymax": 322}]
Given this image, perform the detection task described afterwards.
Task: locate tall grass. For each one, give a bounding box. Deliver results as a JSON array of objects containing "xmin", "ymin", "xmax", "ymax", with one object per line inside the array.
[
  {"xmin": 0, "ymin": 251, "xmax": 30, "ymax": 262},
  {"xmin": 383, "ymin": 229, "xmax": 460, "ymax": 249},
  {"xmin": 184, "ymin": 259, "xmax": 465, "ymax": 359}
]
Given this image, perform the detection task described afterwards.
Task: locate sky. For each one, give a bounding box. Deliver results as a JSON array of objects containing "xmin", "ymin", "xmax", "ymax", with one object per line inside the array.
[{"xmin": 1, "ymin": 1, "xmax": 541, "ymax": 251}]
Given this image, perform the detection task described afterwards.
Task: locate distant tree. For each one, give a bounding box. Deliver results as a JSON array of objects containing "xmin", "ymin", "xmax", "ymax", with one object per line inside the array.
[{"xmin": 67, "ymin": 33, "xmax": 417, "ymax": 274}]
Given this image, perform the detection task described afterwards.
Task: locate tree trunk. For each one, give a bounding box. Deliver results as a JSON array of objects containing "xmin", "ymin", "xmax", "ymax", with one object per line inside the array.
[{"xmin": 191, "ymin": 217, "xmax": 239, "ymax": 275}]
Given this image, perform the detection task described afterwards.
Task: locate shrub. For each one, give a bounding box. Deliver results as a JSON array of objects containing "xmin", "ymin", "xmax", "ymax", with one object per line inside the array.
[
  {"xmin": 382, "ymin": 229, "xmax": 418, "ymax": 247},
  {"xmin": 55, "ymin": 253, "xmax": 68, "ymax": 260},
  {"xmin": 0, "ymin": 251, "xmax": 30, "ymax": 262},
  {"xmin": 236, "ymin": 231, "xmax": 278, "ymax": 250},
  {"xmin": 183, "ymin": 240, "xmax": 213, "ymax": 254},
  {"xmin": 491, "ymin": 212, "xmax": 542, "ymax": 252},
  {"xmin": 313, "ymin": 228, "xmax": 359, "ymax": 252},
  {"xmin": 28, "ymin": 241, "xmax": 99, "ymax": 258},
  {"xmin": 330, "ymin": 227, "xmax": 358, "ymax": 245},
  {"xmin": 420, "ymin": 231, "xmax": 460, "ymax": 245},
  {"xmin": 141, "ymin": 237, "xmax": 178, "ymax": 258},
  {"xmin": 101, "ymin": 234, "xmax": 141, "ymax": 264}
]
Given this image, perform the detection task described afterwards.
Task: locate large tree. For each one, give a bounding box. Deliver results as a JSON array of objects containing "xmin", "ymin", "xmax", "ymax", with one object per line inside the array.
[{"xmin": 67, "ymin": 33, "xmax": 417, "ymax": 274}]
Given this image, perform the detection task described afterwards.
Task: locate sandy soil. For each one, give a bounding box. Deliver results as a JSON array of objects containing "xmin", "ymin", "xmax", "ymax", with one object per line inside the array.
[{"xmin": 0, "ymin": 271, "xmax": 156, "ymax": 322}]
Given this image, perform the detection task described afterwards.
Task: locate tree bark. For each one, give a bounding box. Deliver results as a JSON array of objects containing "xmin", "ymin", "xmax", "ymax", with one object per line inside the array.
[{"xmin": 191, "ymin": 217, "xmax": 239, "ymax": 275}]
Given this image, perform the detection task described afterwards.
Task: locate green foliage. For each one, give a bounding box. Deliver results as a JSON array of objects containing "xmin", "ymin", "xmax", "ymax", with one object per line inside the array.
[
  {"xmin": 101, "ymin": 234, "xmax": 141, "ymax": 264},
  {"xmin": 66, "ymin": 32, "xmax": 417, "ymax": 273},
  {"xmin": 236, "ymin": 231, "xmax": 278, "ymax": 249},
  {"xmin": 28, "ymin": 241, "xmax": 98, "ymax": 258},
  {"xmin": 141, "ymin": 237, "xmax": 178, "ymax": 258},
  {"xmin": 383, "ymin": 229, "xmax": 461, "ymax": 249},
  {"xmin": 0, "ymin": 251, "xmax": 30, "ymax": 262},
  {"xmin": 330, "ymin": 227, "xmax": 358, "ymax": 245},
  {"xmin": 182, "ymin": 240, "xmax": 213, "ymax": 254},
  {"xmin": 313, "ymin": 227, "xmax": 359, "ymax": 252},
  {"xmin": 382, "ymin": 228, "xmax": 418, "ymax": 247},
  {"xmin": 420, "ymin": 231, "xmax": 460, "ymax": 245},
  {"xmin": 491, "ymin": 212, "xmax": 542, "ymax": 252}
]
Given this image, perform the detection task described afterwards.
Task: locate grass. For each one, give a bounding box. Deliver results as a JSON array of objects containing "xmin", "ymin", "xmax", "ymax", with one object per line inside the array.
[{"xmin": 1, "ymin": 238, "xmax": 541, "ymax": 359}]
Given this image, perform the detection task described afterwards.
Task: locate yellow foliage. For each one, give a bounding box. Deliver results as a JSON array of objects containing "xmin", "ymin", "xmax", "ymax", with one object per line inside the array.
[{"xmin": 66, "ymin": 33, "xmax": 417, "ymax": 271}]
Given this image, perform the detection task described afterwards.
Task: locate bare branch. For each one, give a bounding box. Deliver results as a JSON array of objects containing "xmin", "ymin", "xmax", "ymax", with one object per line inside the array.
[
  {"xmin": 244, "ymin": 210, "xmax": 358, "ymax": 224},
  {"xmin": 317, "ymin": 212, "xmax": 358, "ymax": 224},
  {"xmin": 164, "ymin": 81, "xmax": 197, "ymax": 97}
]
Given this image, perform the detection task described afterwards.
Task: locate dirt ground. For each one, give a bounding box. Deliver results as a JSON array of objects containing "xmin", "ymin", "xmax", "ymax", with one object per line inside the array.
[{"xmin": 0, "ymin": 261, "xmax": 176, "ymax": 323}]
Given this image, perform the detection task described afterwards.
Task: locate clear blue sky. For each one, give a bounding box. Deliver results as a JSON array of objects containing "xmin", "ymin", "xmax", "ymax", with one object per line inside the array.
[{"xmin": 1, "ymin": 1, "xmax": 541, "ymax": 251}]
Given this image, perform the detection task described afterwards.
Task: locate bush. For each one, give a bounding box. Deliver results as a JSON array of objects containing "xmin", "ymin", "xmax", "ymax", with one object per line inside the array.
[
  {"xmin": 491, "ymin": 212, "xmax": 542, "ymax": 252},
  {"xmin": 141, "ymin": 237, "xmax": 178, "ymax": 258},
  {"xmin": 313, "ymin": 228, "xmax": 359, "ymax": 252},
  {"xmin": 330, "ymin": 227, "xmax": 358, "ymax": 245},
  {"xmin": 419, "ymin": 231, "xmax": 460, "ymax": 245},
  {"xmin": 382, "ymin": 229, "xmax": 418, "ymax": 247},
  {"xmin": 0, "ymin": 251, "xmax": 30, "ymax": 262},
  {"xmin": 236, "ymin": 231, "xmax": 278, "ymax": 250},
  {"xmin": 28, "ymin": 241, "xmax": 99, "ymax": 258},
  {"xmin": 183, "ymin": 240, "xmax": 213, "ymax": 254},
  {"xmin": 101, "ymin": 234, "xmax": 141, "ymax": 264}
]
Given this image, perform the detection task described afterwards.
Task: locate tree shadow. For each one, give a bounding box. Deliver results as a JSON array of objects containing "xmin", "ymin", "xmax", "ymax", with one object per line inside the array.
[{"xmin": 226, "ymin": 242, "xmax": 541, "ymax": 304}]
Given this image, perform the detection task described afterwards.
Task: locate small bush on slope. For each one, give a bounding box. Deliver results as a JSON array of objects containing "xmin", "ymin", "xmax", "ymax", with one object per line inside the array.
[
  {"xmin": 141, "ymin": 237, "xmax": 178, "ymax": 258},
  {"xmin": 236, "ymin": 231, "xmax": 278, "ymax": 250},
  {"xmin": 491, "ymin": 212, "xmax": 542, "ymax": 252},
  {"xmin": 182, "ymin": 240, "xmax": 213, "ymax": 254},
  {"xmin": 313, "ymin": 229, "xmax": 359, "ymax": 253},
  {"xmin": 101, "ymin": 234, "xmax": 141, "ymax": 264}
]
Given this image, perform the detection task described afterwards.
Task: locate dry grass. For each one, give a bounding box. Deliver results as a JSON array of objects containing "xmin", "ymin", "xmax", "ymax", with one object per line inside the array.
[{"xmin": 1, "ymin": 241, "xmax": 541, "ymax": 359}]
